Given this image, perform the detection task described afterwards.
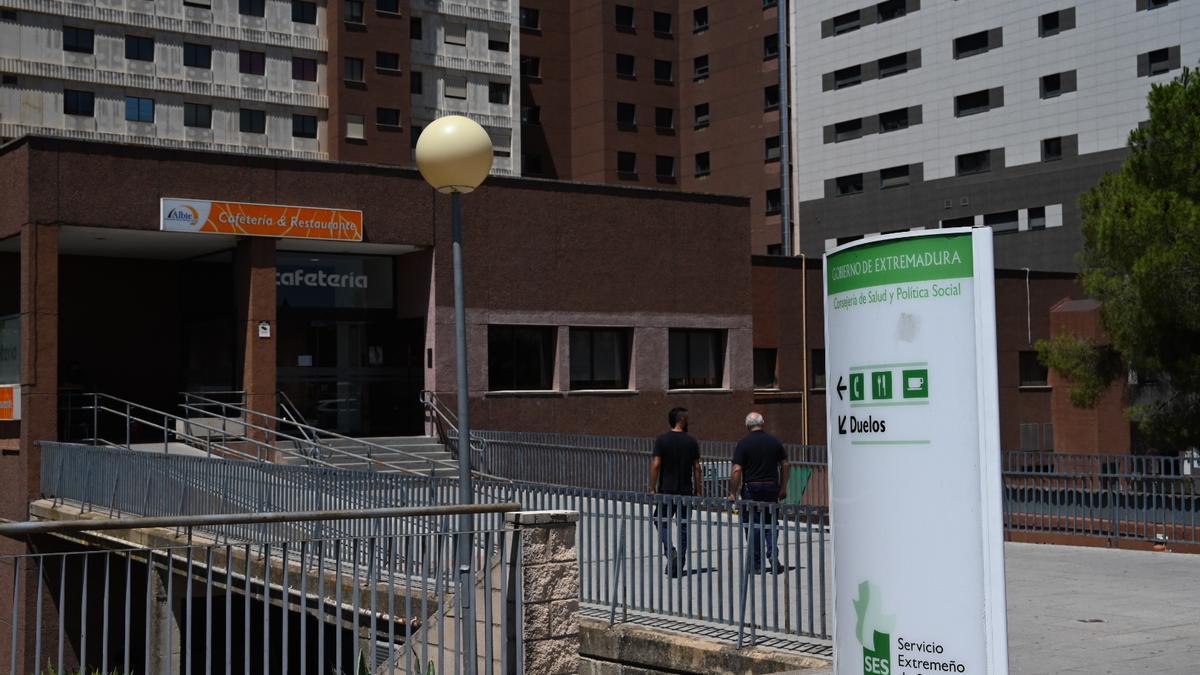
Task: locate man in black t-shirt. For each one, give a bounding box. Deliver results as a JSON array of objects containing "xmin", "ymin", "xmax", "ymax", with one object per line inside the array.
[
  {"xmin": 729, "ymin": 411, "xmax": 789, "ymax": 573},
  {"xmin": 649, "ymin": 407, "xmax": 701, "ymax": 577}
]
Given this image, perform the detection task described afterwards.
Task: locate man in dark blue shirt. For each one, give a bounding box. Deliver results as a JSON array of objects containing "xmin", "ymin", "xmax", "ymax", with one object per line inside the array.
[
  {"xmin": 649, "ymin": 407, "xmax": 701, "ymax": 577},
  {"xmin": 729, "ymin": 411, "xmax": 789, "ymax": 573}
]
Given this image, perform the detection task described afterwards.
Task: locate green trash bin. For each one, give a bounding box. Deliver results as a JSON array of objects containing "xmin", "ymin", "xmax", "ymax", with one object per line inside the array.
[{"xmin": 781, "ymin": 466, "xmax": 813, "ymax": 505}]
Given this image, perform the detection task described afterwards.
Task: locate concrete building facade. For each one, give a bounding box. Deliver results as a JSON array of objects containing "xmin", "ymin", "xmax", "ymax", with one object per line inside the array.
[{"xmin": 788, "ymin": 0, "xmax": 1200, "ymax": 271}]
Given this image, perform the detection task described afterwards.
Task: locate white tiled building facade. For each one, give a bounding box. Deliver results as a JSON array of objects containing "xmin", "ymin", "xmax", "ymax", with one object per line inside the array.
[{"xmin": 788, "ymin": 0, "xmax": 1199, "ymax": 269}]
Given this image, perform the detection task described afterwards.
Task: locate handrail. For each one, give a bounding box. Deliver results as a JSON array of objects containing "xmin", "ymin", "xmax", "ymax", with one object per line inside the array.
[
  {"xmin": 419, "ymin": 389, "xmax": 488, "ymax": 460},
  {"xmin": 180, "ymin": 392, "xmax": 506, "ymax": 481},
  {"xmin": 0, "ymin": 502, "xmax": 522, "ymax": 538},
  {"xmin": 276, "ymin": 389, "xmax": 321, "ymax": 457}
]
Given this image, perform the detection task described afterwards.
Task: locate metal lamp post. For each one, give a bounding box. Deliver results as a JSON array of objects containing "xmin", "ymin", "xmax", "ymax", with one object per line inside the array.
[{"xmin": 414, "ymin": 115, "xmax": 493, "ymax": 672}]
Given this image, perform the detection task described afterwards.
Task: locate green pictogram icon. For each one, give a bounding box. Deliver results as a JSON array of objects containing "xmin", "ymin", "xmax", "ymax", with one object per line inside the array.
[
  {"xmin": 871, "ymin": 371, "xmax": 893, "ymax": 400},
  {"xmin": 902, "ymin": 369, "xmax": 929, "ymax": 399},
  {"xmin": 850, "ymin": 373, "xmax": 865, "ymax": 401}
]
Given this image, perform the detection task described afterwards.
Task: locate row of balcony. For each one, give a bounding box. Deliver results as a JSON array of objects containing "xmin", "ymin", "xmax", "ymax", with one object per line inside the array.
[{"xmin": 0, "ymin": 121, "xmax": 329, "ymax": 159}]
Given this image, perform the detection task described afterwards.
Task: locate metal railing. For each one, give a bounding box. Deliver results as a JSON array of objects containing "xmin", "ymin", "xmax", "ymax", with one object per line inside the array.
[
  {"xmin": 420, "ymin": 390, "xmax": 489, "ymax": 470},
  {"xmin": 0, "ymin": 503, "xmax": 523, "ymax": 675}
]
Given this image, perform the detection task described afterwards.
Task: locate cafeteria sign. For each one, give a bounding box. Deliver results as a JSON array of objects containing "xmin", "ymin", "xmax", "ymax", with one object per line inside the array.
[{"xmin": 161, "ymin": 198, "xmax": 363, "ymax": 241}]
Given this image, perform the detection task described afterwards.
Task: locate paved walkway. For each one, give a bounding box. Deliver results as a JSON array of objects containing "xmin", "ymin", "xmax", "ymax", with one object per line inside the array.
[{"xmin": 1006, "ymin": 542, "xmax": 1200, "ymax": 674}]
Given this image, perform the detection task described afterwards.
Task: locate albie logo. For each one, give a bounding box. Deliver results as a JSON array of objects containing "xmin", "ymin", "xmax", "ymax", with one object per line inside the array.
[
  {"xmin": 854, "ymin": 581, "xmax": 895, "ymax": 675},
  {"xmin": 277, "ymin": 268, "xmax": 369, "ymax": 290},
  {"xmin": 165, "ymin": 205, "xmax": 200, "ymax": 223}
]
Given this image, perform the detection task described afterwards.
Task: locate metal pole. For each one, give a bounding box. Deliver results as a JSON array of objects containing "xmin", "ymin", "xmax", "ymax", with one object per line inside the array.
[{"xmin": 451, "ymin": 189, "xmax": 478, "ymax": 671}]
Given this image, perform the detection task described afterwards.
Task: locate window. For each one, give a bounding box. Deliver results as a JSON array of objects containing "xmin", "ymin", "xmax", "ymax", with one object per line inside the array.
[
  {"xmin": 763, "ymin": 0, "xmax": 778, "ymax": 7},
  {"xmin": 694, "ymin": 103, "xmax": 710, "ymax": 128},
  {"xmin": 694, "ymin": 151, "xmax": 710, "ymax": 177},
  {"xmin": 444, "ymin": 23, "xmax": 466, "ymax": 46},
  {"xmin": 833, "ymin": 65, "xmax": 861, "ymax": 89},
  {"xmin": 832, "ymin": 10, "xmax": 860, "ymax": 35},
  {"xmin": 1019, "ymin": 423, "xmax": 1041, "ymax": 452},
  {"xmin": 812, "ymin": 349, "xmax": 827, "ymax": 389},
  {"xmin": 654, "ymin": 59, "xmax": 673, "ymax": 83},
  {"xmin": 765, "ymin": 188, "xmax": 782, "ymax": 214},
  {"xmin": 763, "ymin": 33, "xmax": 779, "ymax": 60},
  {"xmin": 292, "ymin": 0, "xmax": 317, "ymax": 23},
  {"xmin": 522, "ymin": 105, "xmax": 540, "ymax": 124},
  {"xmin": 184, "ymin": 43, "xmax": 212, "ymax": 69},
  {"xmin": 488, "ymin": 35, "xmax": 509, "ymax": 52},
  {"xmin": 444, "ymin": 77, "xmax": 467, "ymax": 99},
  {"xmin": 693, "ymin": 54, "xmax": 709, "ymax": 80},
  {"xmin": 615, "ymin": 4, "xmax": 634, "ymax": 30},
  {"xmin": 488, "ymin": 325, "xmax": 556, "ymax": 391},
  {"xmin": 613, "ymin": 102, "xmax": 637, "ymax": 128},
  {"xmin": 1038, "ymin": 9, "xmax": 1069, "ymax": 37},
  {"xmin": 377, "ymin": 0, "xmax": 398, "ymax": 14},
  {"xmin": 653, "ymin": 11, "xmax": 672, "ymax": 35},
  {"xmin": 410, "ymin": 125, "xmax": 422, "ymax": 148},
  {"xmin": 240, "ymin": 50, "xmax": 266, "ymax": 76},
  {"xmin": 1145, "ymin": 0, "xmax": 1173, "ymax": 9},
  {"xmin": 617, "ymin": 151, "xmax": 636, "ymax": 176},
  {"xmin": 754, "ymin": 348, "xmax": 778, "ymax": 389},
  {"xmin": 836, "ymin": 173, "xmax": 864, "ymax": 196},
  {"xmin": 63, "ymin": 26, "xmax": 94, "ymax": 54},
  {"xmin": 616, "ymin": 54, "xmax": 635, "ymax": 78},
  {"xmin": 1042, "ymin": 136, "xmax": 1063, "ymax": 162},
  {"xmin": 346, "ymin": 113, "xmax": 365, "ymax": 139},
  {"xmin": 124, "ymin": 95, "xmax": 154, "ymax": 123},
  {"xmin": 239, "ymin": 0, "xmax": 264, "ymax": 16},
  {"xmin": 569, "ymin": 328, "xmax": 631, "ymax": 390},
  {"xmin": 344, "ymin": 0, "xmax": 364, "ymax": 23},
  {"xmin": 239, "ymin": 108, "xmax": 266, "ymax": 133},
  {"xmin": 377, "ymin": 107, "xmax": 400, "ymax": 127},
  {"xmin": 344, "ymin": 57, "xmax": 364, "ymax": 82},
  {"xmin": 669, "ymin": 329, "xmax": 725, "ymax": 389},
  {"xmin": 410, "ymin": 17, "xmax": 422, "ymax": 39},
  {"xmin": 1146, "ymin": 48, "xmax": 1172, "ymax": 76},
  {"xmin": 764, "ymin": 84, "xmax": 780, "ymax": 110},
  {"xmin": 184, "ymin": 102, "xmax": 211, "ymax": 128},
  {"xmin": 984, "ymin": 211, "xmax": 1018, "ymax": 233},
  {"xmin": 1041, "ymin": 72, "xmax": 1064, "ymax": 98},
  {"xmin": 292, "ymin": 57, "xmax": 317, "ymax": 81},
  {"xmin": 1028, "ymin": 207, "xmax": 1046, "ymax": 230},
  {"xmin": 956, "ymin": 150, "xmax": 991, "ymax": 175},
  {"xmin": 519, "ymin": 7, "xmax": 539, "ymax": 30},
  {"xmin": 377, "ymin": 51, "xmax": 400, "ymax": 71},
  {"xmin": 834, "ymin": 118, "xmax": 863, "ymax": 142},
  {"xmin": 63, "ymin": 89, "xmax": 94, "ymax": 116},
  {"xmin": 877, "ymin": 0, "xmax": 907, "ymax": 22},
  {"xmin": 655, "ymin": 155, "xmax": 675, "ymax": 178},
  {"xmin": 410, "ymin": 70, "xmax": 423, "ymax": 94},
  {"xmin": 488, "ymin": 81, "xmax": 509, "ymax": 104},
  {"xmin": 955, "ymin": 89, "xmax": 992, "ymax": 117},
  {"xmin": 879, "ymin": 107, "xmax": 910, "ymax": 132},
  {"xmin": 125, "ymin": 36, "xmax": 154, "ymax": 62},
  {"xmin": 764, "ymin": 135, "xmax": 781, "ymax": 161},
  {"xmin": 292, "ymin": 113, "xmax": 317, "ymax": 138},
  {"xmin": 1020, "ymin": 352, "xmax": 1049, "ymax": 387},
  {"xmin": 953, "ymin": 30, "xmax": 995, "ymax": 59},
  {"xmin": 692, "ymin": 6, "xmax": 708, "ymax": 32},
  {"xmin": 877, "ymin": 52, "xmax": 910, "ymax": 78},
  {"xmin": 654, "ymin": 107, "xmax": 674, "ymax": 130},
  {"xmin": 942, "ymin": 216, "xmax": 974, "ymax": 228},
  {"xmin": 879, "ymin": 165, "xmax": 910, "ymax": 189},
  {"xmin": 520, "ymin": 56, "xmax": 541, "ymax": 78}
]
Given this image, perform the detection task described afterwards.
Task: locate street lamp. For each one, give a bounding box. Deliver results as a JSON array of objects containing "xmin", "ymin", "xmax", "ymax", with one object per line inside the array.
[{"xmin": 415, "ymin": 115, "xmax": 492, "ymax": 671}]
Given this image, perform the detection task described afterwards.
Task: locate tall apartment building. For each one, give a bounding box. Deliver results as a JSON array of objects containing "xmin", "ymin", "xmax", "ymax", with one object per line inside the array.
[
  {"xmin": 789, "ymin": 0, "xmax": 1199, "ymax": 271},
  {"xmin": 518, "ymin": 0, "xmax": 789, "ymax": 253},
  {"xmin": 0, "ymin": 0, "xmax": 520, "ymax": 173}
]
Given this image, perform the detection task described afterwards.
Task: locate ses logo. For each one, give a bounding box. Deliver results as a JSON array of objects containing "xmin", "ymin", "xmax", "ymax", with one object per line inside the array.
[
  {"xmin": 164, "ymin": 205, "xmax": 200, "ymax": 225},
  {"xmin": 854, "ymin": 581, "xmax": 895, "ymax": 675}
]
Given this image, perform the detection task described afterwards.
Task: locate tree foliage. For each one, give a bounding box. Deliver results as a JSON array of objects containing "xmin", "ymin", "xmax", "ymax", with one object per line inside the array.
[
  {"xmin": 1043, "ymin": 68, "xmax": 1200, "ymax": 452},
  {"xmin": 1035, "ymin": 335, "xmax": 1123, "ymax": 408}
]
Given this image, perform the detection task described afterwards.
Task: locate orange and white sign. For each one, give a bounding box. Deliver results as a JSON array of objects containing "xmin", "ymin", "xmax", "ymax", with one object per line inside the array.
[
  {"xmin": 161, "ymin": 198, "xmax": 363, "ymax": 241},
  {"xmin": 0, "ymin": 385, "xmax": 18, "ymax": 422}
]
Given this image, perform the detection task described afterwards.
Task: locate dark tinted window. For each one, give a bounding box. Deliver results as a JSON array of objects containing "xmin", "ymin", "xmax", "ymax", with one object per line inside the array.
[
  {"xmin": 64, "ymin": 89, "xmax": 94, "ymax": 116},
  {"xmin": 124, "ymin": 96, "xmax": 154, "ymax": 122},
  {"xmin": 654, "ymin": 59, "xmax": 673, "ymax": 82},
  {"xmin": 616, "ymin": 54, "xmax": 635, "ymax": 78},
  {"xmin": 184, "ymin": 42, "xmax": 212, "ymax": 68},
  {"xmin": 292, "ymin": 0, "xmax": 317, "ymax": 23},
  {"xmin": 125, "ymin": 36, "xmax": 154, "ymax": 62},
  {"xmin": 669, "ymin": 329, "xmax": 725, "ymax": 389},
  {"xmin": 570, "ymin": 328, "xmax": 632, "ymax": 390},
  {"xmin": 292, "ymin": 113, "xmax": 317, "ymax": 138},
  {"xmin": 376, "ymin": 107, "xmax": 400, "ymax": 126},
  {"xmin": 292, "ymin": 57, "xmax": 317, "ymax": 81},
  {"xmin": 653, "ymin": 11, "xmax": 672, "ymax": 34},
  {"xmin": 693, "ymin": 6, "xmax": 708, "ymax": 32},
  {"xmin": 240, "ymin": 108, "xmax": 266, "ymax": 133},
  {"xmin": 488, "ymin": 325, "xmax": 556, "ymax": 391},
  {"xmin": 519, "ymin": 7, "xmax": 539, "ymax": 30},
  {"xmin": 63, "ymin": 26, "xmax": 94, "ymax": 54},
  {"xmin": 617, "ymin": 151, "xmax": 636, "ymax": 175},
  {"xmin": 239, "ymin": 0, "xmax": 264, "ymax": 16},
  {"xmin": 754, "ymin": 348, "xmax": 777, "ymax": 389},
  {"xmin": 239, "ymin": 50, "xmax": 266, "ymax": 75},
  {"xmin": 184, "ymin": 102, "xmax": 212, "ymax": 128},
  {"xmin": 377, "ymin": 51, "xmax": 400, "ymax": 70},
  {"xmin": 615, "ymin": 4, "xmax": 635, "ymax": 29}
]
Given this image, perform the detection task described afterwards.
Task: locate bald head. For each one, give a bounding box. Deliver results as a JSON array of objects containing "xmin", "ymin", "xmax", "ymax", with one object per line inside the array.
[{"xmin": 745, "ymin": 411, "xmax": 765, "ymax": 430}]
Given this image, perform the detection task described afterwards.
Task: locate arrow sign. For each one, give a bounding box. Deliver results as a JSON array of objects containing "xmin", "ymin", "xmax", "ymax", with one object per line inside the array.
[
  {"xmin": 838, "ymin": 415, "xmax": 847, "ymax": 435},
  {"xmin": 836, "ymin": 375, "xmax": 847, "ymax": 401}
]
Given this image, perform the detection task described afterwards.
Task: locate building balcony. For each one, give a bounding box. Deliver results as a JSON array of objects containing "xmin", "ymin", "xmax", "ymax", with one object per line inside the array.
[
  {"xmin": 2, "ymin": 0, "xmax": 328, "ymax": 53},
  {"xmin": 411, "ymin": 104, "xmax": 512, "ymax": 131},
  {"xmin": 0, "ymin": 58, "xmax": 328, "ymax": 109},
  {"xmin": 0, "ymin": 122, "xmax": 328, "ymax": 160},
  {"xmin": 410, "ymin": 50, "xmax": 511, "ymax": 77},
  {"xmin": 414, "ymin": 0, "xmax": 511, "ymax": 26}
]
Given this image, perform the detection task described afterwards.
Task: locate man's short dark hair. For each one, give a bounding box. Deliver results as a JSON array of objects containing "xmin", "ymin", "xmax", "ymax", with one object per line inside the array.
[{"xmin": 668, "ymin": 407, "xmax": 689, "ymax": 428}]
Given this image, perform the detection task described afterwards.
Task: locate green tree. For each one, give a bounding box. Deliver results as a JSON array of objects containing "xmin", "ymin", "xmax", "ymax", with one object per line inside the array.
[{"xmin": 1038, "ymin": 67, "xmax": 1200, "ymax": 453}]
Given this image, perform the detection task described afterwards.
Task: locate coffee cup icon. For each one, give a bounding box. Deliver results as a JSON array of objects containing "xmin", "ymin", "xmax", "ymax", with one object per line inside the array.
[{"xmin": 906, "ymin": 376, "xmax": 924, "ymax": 391}]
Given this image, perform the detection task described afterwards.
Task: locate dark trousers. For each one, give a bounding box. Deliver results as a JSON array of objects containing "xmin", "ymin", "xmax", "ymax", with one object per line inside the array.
[
  {"xmin": 740, "ymin": 481, "xmax": 780, "ymax": 568},
  {"xmin": 654, "ymin": 498, "xmax": 690, "ymax": 559}
]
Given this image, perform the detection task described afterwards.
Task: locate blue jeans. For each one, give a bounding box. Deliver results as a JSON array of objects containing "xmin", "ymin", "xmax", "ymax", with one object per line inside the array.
[
  {"xmin": 740, "ymin": 482, "xmax": 779, "ymax": 568},
  {"xmin": 655, "ymin": 499, "xmax": 690, "ymax": 559}
]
